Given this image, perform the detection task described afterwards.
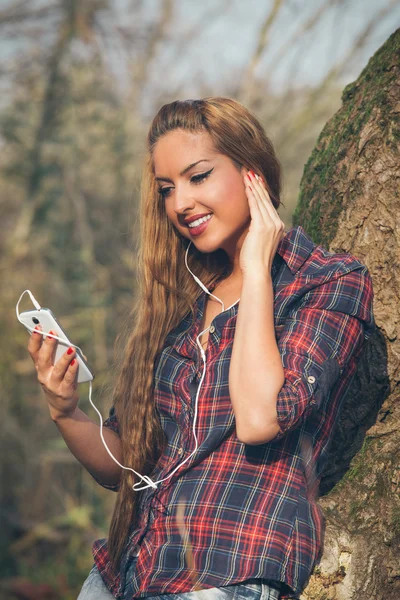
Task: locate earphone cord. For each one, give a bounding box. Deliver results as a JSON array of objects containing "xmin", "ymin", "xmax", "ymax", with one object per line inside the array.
[
  {"xmin": 15, "ymin": 287, "xmax": 213, "ymax": 492},
  {"xmin": 16, "ymin": 289, "xmax": 159, "ymax": 491},
  {"xmin": 16, "ymin": 241, "xmax": 237, "ymax": 492}
]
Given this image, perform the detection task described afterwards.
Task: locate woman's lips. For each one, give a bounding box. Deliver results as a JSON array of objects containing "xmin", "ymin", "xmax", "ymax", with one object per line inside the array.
[{"xmin": 187, "ymin": 215, "xmax": 212, "ymax": 236}]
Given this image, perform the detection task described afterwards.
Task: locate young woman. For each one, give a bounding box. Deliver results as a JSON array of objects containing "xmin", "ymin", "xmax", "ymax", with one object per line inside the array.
[{"xmin": 28, "ymin": 97, "xmax": 375, "ymax": 600}]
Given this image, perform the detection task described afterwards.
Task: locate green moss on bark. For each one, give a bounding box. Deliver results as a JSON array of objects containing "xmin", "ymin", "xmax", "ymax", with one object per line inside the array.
[{"xmin": 293, "ymin": 28, "xmax": 400, "ymax": 247}]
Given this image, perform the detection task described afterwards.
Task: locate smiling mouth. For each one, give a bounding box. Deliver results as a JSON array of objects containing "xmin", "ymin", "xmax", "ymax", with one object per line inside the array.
[
  {"xmin": 187, "ymin": 214, "xmax": 212, "ymax": 229},
  {"xmin": 185, "ymin": 214, "xmax": 213, "ymax": 237}
]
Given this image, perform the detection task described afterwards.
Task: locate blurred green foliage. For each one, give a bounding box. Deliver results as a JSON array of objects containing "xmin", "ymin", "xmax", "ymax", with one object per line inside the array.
[{"xmin": 1, "ymin": 1, "xmax": 393, "ymax": 598}]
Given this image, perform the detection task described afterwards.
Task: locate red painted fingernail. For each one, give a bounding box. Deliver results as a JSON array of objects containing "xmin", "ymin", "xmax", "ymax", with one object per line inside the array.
[
  {"xmin": 249, "ymin": 170, "xmax": 255, "ymax": 178},
  {"xmin": 246, "ymin": 173, "xmax": 252, "ymax": 181},
  {"xmin": 70, "ymin": 359, "xmax": 76, "ymax": 366},
  {"xmin": 67, "ymin": 347, "xmax": 74, "ymax": 355},
  {"xmin": 33, "ymin": 325, "xmax": 40, "ymax": 334}
]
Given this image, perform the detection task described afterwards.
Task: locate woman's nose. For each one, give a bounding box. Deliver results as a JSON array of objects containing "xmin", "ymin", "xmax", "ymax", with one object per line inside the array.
[{"xmin": 173, "ymin": 185, "xmax": 195, "ymax": 214}]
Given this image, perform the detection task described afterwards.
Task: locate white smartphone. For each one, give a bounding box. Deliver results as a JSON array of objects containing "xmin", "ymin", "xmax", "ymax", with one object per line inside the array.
[{"xmin": 19, "ymin": 307, "xmax": 94, "ymax": 384}]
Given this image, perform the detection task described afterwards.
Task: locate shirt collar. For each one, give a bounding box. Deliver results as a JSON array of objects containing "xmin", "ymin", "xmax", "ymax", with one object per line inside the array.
[
  {"xmin": 275, "ymin": 225, "xmax": 315, "ymax": 275},
  {"xmin": 175, "ymin": 226, "xmax": 316, "ymax": 357}
]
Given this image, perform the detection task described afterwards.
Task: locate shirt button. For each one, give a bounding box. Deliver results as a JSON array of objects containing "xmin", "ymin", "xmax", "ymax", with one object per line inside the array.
[
  {"xmin": 307, "ymin": 375, "xmax": 316, "ymax": 384},
  {"xmin": 132, "ymin": 544, "xmax": 140, "ymax": 557},
  {"xmin": 177, "ymin": 447, "xmax": 183, "ymax": 456},
  {"xmin": 209, "ymin": 325, "xmax": 215, "ymax": 333}
]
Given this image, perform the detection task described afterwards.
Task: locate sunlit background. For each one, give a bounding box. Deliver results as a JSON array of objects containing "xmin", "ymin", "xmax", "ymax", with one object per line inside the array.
[{"xmin": 0, "ymin": 1, "xmax": 398, "ymax": 598}]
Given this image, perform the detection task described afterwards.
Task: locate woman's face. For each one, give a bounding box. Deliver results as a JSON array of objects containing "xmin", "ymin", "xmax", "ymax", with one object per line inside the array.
[{"xmin": 152, "ymin": 129, "xmax": 250, "ymax": 261}]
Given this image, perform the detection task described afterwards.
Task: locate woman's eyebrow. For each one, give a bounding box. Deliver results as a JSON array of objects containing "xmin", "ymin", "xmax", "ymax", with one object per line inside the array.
[{"xmin": 155, "ymin": 159, "xmax": 212, "ymax": 183}]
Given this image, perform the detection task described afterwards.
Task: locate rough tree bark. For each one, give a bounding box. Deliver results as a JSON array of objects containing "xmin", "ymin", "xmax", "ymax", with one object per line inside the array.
[{"xmin": 293, "ymin": 28, "xmax": 400, "ymax": 600}]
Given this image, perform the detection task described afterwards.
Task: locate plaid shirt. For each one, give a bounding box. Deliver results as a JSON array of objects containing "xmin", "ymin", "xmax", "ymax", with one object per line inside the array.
[{"xmin": 92, "ymin": 225, "xmax": 375, "ymax": 599}]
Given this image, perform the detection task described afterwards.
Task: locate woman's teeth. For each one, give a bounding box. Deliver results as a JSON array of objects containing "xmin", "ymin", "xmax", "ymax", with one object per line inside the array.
[{"xmin": 188, "ymin": 214, "xmax": 212, "ymax": 228}]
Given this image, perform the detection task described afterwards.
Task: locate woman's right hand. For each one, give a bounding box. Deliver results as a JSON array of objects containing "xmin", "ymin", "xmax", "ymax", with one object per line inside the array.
[{"xmin": 27, "ymin": 325, "xmax": 80, "ymax": 421}]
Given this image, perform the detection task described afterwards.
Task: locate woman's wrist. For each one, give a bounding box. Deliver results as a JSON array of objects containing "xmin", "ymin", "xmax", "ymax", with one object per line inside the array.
[
  {"xmin": 49, "ymin": 404, "xmax": 80, "ymax": 423},
  {"xmin": 242, "ymin": 268, "xmax": 273, "ymax": 286}
]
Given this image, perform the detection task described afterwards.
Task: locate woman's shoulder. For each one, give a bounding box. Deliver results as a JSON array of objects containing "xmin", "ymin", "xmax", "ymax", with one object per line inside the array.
[
  {"xmin": 280, "ymin": 227, "xmax": 375, "ymax": 335},
  {"xmin": 286, "ymin": 225, "xmax": 371, "ymax": 280}
]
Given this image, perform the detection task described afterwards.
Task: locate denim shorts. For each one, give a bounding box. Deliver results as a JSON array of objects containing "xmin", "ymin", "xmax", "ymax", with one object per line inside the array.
[{"xmin": 77, "ymin": 564, "xmax": 281, "ymax": 600}]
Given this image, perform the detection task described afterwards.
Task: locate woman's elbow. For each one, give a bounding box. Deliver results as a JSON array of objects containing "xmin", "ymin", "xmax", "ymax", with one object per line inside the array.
[{"xmin": 236, "ymin": 418, "xmax": 282, "ymax": 445}]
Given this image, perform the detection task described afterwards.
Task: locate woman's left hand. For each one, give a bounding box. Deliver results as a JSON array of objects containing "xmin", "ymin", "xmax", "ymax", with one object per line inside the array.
[{"xmin": 239, "ymin": 170, "xmax": 285, "ymax": 277}]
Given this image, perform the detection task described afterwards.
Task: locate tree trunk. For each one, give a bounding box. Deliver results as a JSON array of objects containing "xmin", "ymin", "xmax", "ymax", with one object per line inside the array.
[{"xmin": 293, "ymin": 28, "xmax": 400, "ymax": 600}]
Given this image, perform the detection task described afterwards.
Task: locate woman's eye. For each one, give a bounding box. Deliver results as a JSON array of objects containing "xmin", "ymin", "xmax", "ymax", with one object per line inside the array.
[
  {"xmin": 158, "ymin": 168, "xmax": 213, "ymax": 199},
  {"xmin": 191, "ymin": 168, "xmax": 213, "ymax": 184},
  {"xmin": 159, "ymin": 187, "xmax": 172, "ymax": 199}
]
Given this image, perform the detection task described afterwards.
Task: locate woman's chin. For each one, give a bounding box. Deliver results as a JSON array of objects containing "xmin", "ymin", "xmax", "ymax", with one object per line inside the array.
[{"xmin": 190, "ymin": 235, "xmax": 223, "ymax": 254}]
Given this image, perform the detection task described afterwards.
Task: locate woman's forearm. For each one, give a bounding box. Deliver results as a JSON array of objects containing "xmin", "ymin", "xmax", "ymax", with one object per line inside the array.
[
  {"xmin": 229, "ymin": 272, "xmax": 284, "ymax": 444},
  {"xmin": 52, "ymin": 406, "xmax": 123, "ymax": 486}
]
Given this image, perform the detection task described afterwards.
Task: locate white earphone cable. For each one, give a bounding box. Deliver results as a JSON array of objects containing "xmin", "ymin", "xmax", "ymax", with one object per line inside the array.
[{"xmin": 16, "ymin": 243, "xmax": 239, "ymax": 492}]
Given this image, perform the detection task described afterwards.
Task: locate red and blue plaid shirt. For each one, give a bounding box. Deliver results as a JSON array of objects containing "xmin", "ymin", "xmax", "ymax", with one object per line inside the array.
[{"xmin": 92, "ymin": 225, "xmax": 375, "ymax": 599}]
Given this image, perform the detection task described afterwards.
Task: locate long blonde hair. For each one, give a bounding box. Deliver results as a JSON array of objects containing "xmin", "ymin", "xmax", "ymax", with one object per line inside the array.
[{"xmin": 107, "ymin": 97, "xmax": 282, "ymax": 571}]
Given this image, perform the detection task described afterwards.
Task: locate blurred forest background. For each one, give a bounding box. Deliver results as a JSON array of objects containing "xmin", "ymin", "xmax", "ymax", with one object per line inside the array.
[{"xmin": 0, "ymin": 1, "xmax": 398, "ymax": 598}]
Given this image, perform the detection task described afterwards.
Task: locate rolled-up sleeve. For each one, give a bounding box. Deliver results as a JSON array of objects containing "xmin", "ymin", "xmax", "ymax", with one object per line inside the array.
[
  {"xmin": 102, "ymin": 405, "xmax": 120, "ymax": 436},
  {"xmin": 272, "ymin": 265, "xmax": 375, "ymax": 441},
  {"xmin": 90, "ymin": 405, "xmax": 121, "ymax": 492}
]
